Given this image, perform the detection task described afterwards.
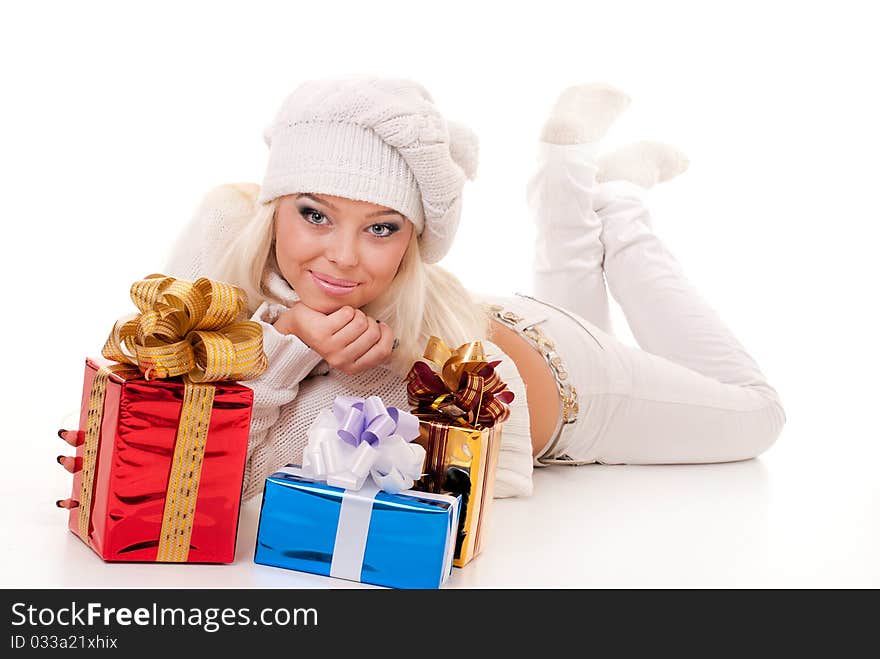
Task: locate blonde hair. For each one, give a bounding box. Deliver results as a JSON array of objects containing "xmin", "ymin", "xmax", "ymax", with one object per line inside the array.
[{"xmin": 212, "ymin": 184, "xmax": 490, "ymax": 378}]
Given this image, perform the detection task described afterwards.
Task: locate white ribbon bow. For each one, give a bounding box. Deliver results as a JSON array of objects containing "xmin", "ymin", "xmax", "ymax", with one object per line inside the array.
[{"xmin": 301, "ymin": 395, "xmax": 426, "ymax": 493}]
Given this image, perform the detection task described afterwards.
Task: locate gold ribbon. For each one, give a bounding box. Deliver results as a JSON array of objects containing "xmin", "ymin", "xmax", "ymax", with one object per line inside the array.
[
  {"xmin": 156, "ymin": 380, "xmax": 216, "ymax": 562},
  {"xmin": 101, "ymin": 274, "xmax": 267, "ymax": 382},
  {"xmin": 79, "ymin": 274, "xmax": 268, "ymax": 561},
  {"xmin": 78, "ymin": 363, "xmax": 140, "ymax": 543}
]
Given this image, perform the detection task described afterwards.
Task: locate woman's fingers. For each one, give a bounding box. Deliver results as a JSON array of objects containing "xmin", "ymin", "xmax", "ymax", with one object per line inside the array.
[
  {"xmin": 56, "ymin": 433, "xmax": 81, "ymax": 517},
  {"xmin": 338, "ymin": 317, "xmax": 384, "ymax": 367},
  {"xmin": 56, "ymin": 455, "xmax": 80, "ymax": 473},
  {"xmin": 57, "ymin": 428, "xmax": 83, "ymax": 447},
  {"xmin": 323, "ymin": 305, "xmax": 357, "ymax": 333},
  {"xmin": 351, "ymin": 322, "xmax": 395, "ymax": 372},
  {"xmin": 56, "ymin": 430, "xmax": 81, "ymax": 507},
  {"xmin": 331, "ymin": 309, "xmax": 372, "ymax": 348}
]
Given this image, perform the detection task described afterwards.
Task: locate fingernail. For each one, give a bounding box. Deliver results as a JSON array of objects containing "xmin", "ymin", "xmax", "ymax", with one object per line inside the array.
[
  {"xmin": 55, "ymin": 499, "xmax": 64, "ymax": 508},
  {"xmin": 56, "ymin": 498, "xmax": 79, "ymax": 509},
  {"xmin": 59, "ymin": 430, "xmax": 84, "ymax": 447},
  {"xmin": 392, "ymin": 338, "xmax": 400, "ymax": 350},
  {"xmin": 56, "ymin": 455, "xmax": 64, "ymax": 465},
  {"xmin": 57, "ymin": 456, "xmax": 77, "ymax": 473}
]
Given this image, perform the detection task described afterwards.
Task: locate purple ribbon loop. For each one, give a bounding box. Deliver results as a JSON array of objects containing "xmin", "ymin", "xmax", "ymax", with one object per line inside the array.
[{"xmin": 333, "ymin": 395, "xmax": 419, "ymax": 447}]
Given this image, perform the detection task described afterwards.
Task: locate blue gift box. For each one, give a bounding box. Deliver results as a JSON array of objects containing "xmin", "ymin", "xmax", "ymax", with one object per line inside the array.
[{"xmin": 254, "ymin": 465, "xmax": 461, "ymax": 589}]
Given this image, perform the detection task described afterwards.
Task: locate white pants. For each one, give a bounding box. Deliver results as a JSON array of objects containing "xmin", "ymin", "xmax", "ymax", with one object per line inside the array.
[{"xmin": 526, "ymin": 142, "xmax": 786, "ymax": 465}]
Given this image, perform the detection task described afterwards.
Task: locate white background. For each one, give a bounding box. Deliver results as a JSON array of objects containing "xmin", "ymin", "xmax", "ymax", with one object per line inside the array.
[{"xmin": 2, "ymin": 1, "xmax": 877, "ymax": 588}]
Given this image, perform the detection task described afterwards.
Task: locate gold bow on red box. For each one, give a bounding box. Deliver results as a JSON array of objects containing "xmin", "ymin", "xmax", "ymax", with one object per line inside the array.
[{"xmin": 71, "ymin": 274, "xmax": 267, "ymax": 563}]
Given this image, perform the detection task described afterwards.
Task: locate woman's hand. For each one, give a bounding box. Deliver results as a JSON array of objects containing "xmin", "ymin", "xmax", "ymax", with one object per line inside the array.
[{"xmin": 273, "ymin": 302, "xmax": 395, "ymax": 376}]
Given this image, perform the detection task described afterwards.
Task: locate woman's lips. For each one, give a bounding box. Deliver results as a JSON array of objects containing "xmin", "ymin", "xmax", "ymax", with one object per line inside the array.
[{"xmin": 309, "ymin": 271, "xmax": 360, "ymax": 296}]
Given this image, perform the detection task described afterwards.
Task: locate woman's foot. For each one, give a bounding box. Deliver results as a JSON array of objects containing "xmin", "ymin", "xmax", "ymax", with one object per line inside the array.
[
  {"xmin": 597, "ymin": 140, "xmax": 690, "ymax": 189},
  {"xmin": 540, "ymin": 83, "xmax": 631, "ymax": 144},
  {"xmin": 594, "ymin": 141, "xmax": 688, "ymax": 232}
]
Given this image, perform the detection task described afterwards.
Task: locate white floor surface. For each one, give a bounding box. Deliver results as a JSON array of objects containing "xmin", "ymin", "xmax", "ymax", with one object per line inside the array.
[{"xmin": 4, "ymin": 425, "xmax": 877, "ymax": 589}]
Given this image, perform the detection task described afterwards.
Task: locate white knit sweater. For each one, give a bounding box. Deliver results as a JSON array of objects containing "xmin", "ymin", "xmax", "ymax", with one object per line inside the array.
[{"xmin": 161, "ymin": 184, "xmax": 534, "ymax": 502}]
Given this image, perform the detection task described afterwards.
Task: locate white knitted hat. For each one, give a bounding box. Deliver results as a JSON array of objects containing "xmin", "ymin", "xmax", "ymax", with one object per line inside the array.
[{"xmin": 259, "ymin": 75, "xmax": 479, "ymax": 264}]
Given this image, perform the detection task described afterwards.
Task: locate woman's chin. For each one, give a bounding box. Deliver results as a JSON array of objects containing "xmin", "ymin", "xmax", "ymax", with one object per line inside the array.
[{"xmin": 300, "ymin": 292, "xmax": 362, "ymax": 314}]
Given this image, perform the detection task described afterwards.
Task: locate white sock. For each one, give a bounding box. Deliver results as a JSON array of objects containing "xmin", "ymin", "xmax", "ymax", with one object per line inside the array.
[
  {"xmin": 540, "ymin": 83, "xmax": 631, "ymax": 144},
  {"xmin": 597, "ymin": 140, "xmax": 689, "ymax": 189}
]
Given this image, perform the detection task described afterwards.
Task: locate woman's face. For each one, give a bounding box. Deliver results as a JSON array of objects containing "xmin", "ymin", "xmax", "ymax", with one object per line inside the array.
[{"xmin": 274, "ymin": 193, "xmax": 415, "ymax": 314}]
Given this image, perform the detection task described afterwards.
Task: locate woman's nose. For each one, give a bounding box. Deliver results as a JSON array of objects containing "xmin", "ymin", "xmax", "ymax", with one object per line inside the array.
[{"xmin": 326, "ymin": 234, "xmax": 359, "ymax": 267}]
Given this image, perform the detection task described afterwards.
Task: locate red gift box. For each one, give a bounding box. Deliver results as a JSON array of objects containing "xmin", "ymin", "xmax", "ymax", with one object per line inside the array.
[
  {"xmin": 66, "ymin": 356, "xmax": 254, "ymax": 563},
  {"xmin": 61, "ymin": 274, "xmax": 267, "ymax": 563}
]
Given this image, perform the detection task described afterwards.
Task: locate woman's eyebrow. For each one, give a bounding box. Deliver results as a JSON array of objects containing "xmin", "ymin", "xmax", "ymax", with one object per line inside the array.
[
  {"xmin": 296, "ymin": 193, "xmax": 403, "ymax": 219},
  {"xmin": 366, "ymin": 209, "xmax": 404, "ymax": 219},
  {"xmin": 296, "ymin": 193, "xmax": 337, "ymax": 210}
]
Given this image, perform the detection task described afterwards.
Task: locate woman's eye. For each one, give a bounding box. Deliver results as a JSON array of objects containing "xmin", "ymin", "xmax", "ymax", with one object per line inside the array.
[
  {"xmin": 298, "ymin": 207, "xmax": 397, "ymax": 237},
  {"xmin": 369, "ymin": 223, "xmax": 398, "ymax": 238},
  {"xmin": 300, "ymin": 208, "xmax": 327, "ymax": 225}
]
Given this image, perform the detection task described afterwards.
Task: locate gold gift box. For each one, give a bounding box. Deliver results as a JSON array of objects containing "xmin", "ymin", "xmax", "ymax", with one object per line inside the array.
[
  {"xmin": 413, "ymin": 420, "xmax": 502, "ymax": 567},
  {"xmin": 406, "ymin": 335, "xmax": 514, "ymax": 568}
]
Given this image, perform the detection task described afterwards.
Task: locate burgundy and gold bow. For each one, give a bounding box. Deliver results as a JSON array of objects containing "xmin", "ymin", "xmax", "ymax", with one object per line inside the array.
[{"xmin": 405, "ymin": 336, "xmax": 514, "ymax": 429}]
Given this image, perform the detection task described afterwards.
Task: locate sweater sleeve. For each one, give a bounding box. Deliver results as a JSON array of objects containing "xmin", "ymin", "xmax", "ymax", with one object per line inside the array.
[
  {"xmin": 481, "ymin": 339, "xmax": 534, "ymax": 498},
  {"xmin": 240, "ymin": 300, "xmax": 325, "ymax": 501}
]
